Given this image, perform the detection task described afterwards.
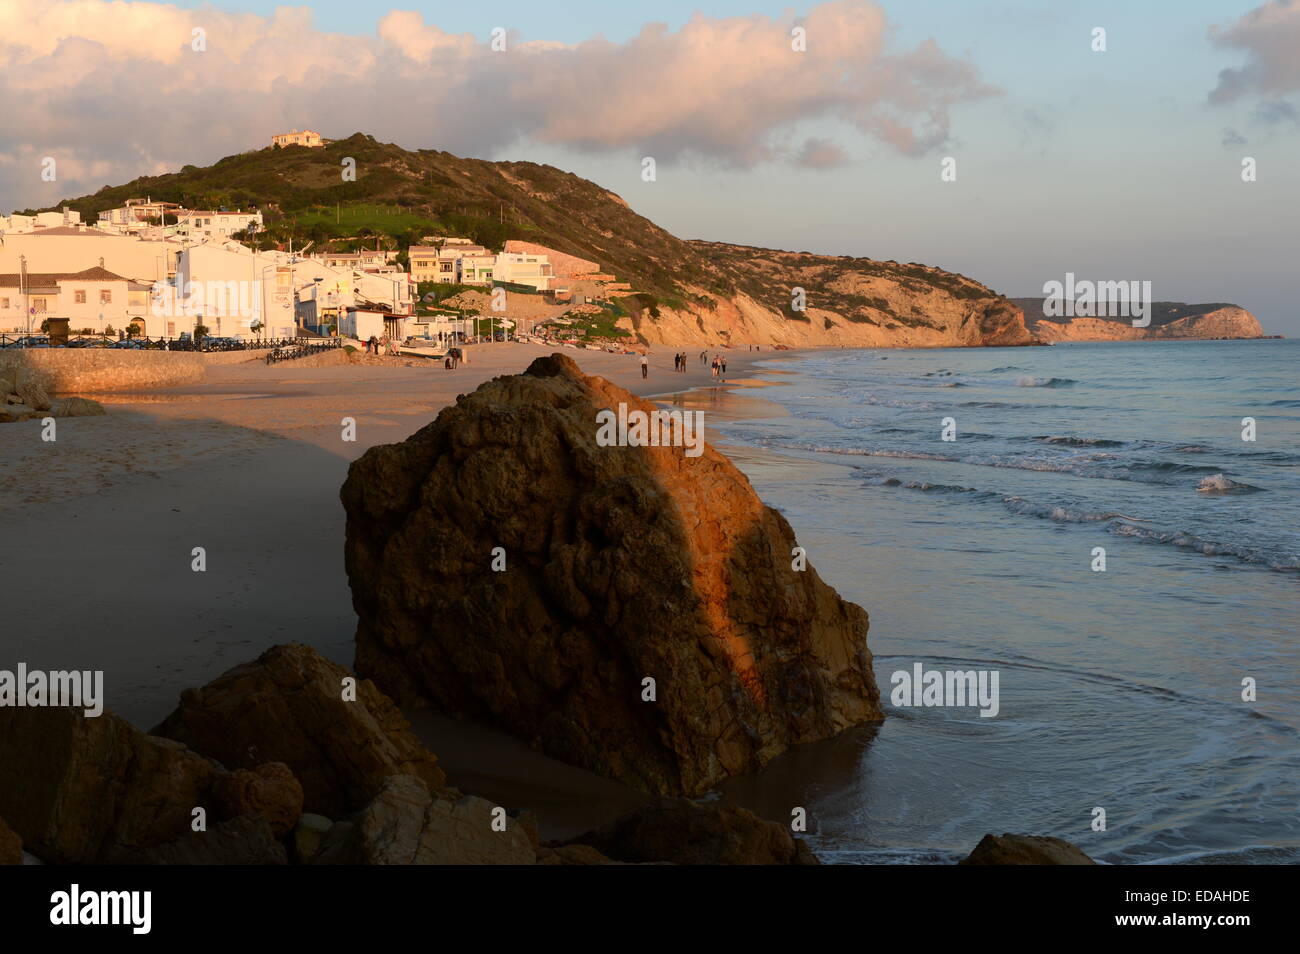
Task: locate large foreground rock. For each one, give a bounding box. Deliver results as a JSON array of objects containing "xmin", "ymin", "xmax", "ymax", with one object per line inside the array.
[
  {"xmin": 567, "ymin": 798, "xmax": 819, "ymax": 865},
  {"xmin": 0, "ymin": 706, "xmax": 221, "ymax": 864},
  {"xmin": 153, "ymin": 643, "xmax": 446, "ymax": 816},
  {"xmin": 960, "ymin": 833, "xmax": 1097, "ymax": 865},
  {"xmin": 342, "ymin": 353, "xmax": 881, "ymax": 796}
]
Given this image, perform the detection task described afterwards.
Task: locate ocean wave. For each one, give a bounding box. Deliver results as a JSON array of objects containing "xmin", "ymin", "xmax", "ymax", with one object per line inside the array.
[
  {"xmin": 987, "ymin": 366, "xmax": 1024, "ymax": 373},
  {"xmin": 1196, "ymin": 474, "xmax": 1264, "ymax": 494},
  {"xmin": 1016, "ymin": 376, "xmax": 1077, "ymax": 388},
  {"xmin": 1108, "ymin": 523, "xmax": 1299, "ymax": 573}
]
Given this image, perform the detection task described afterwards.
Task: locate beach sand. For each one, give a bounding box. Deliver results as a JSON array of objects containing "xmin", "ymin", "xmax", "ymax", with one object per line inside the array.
[{"xmin": 0, "ymin": 342, "xmax": 805, "ymax": 839}]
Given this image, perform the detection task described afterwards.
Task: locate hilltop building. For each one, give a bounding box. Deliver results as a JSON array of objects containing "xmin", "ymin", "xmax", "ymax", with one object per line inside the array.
[{"xmin": 272, "ymin": 129, "xmax": 324, "ymax": 148}]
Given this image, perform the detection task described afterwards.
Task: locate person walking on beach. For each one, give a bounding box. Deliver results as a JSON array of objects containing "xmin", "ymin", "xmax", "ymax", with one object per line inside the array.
[
  {"xmin": 721, "ymin": 356, "xmax": 727, "ymax": 380},
  {"xmin": 641, "ymin": 352, "xmax": 649, "ymax": 379}
]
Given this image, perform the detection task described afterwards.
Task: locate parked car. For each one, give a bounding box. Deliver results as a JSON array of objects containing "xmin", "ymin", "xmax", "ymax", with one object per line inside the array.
[{"xmin": 3, "ymin": 335, "xmax": 50, "ymax": 348}]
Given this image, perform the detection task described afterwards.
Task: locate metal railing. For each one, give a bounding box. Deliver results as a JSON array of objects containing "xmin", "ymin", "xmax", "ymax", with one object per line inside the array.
[{"xmin": 0, "ymin": 333, "xmax": 315, "ymax": 353}]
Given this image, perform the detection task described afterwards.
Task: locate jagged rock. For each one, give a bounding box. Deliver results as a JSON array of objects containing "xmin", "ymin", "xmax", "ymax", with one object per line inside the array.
[
  {"xmin": 291, "ymin": 813, "xmax": 334, "ymax": 864},
  {"xmin": 210, "ymin": 763, "xmax": 303, "ymax": 837},
  {"xmin": 0, "ymin": 816, "xmax": 21, "ymax": 865},
  {"xmin": 0, "ymin": 706, "xmax": 221, "ymax": 864},
  {"xmin": 153, "ymin": 643, "xmax": 445, "ymax": 817},
  {"xmin": 317, "ymin": 775, "xmax": 536, "ymax": 865},
  {"xmin": 124, "ymin": 815, "xmax": 288, "ymax": 865},
  {"xmin": 568, "ymin": 798, "xmax": 819, "ymax": 865},
  {"xmin": 959, "ymin": 833, "xmax": 1097, "ymax": 865},
  {"xmin": 343, "ymin": 353, "xmax": 881, "ymax": 796}
]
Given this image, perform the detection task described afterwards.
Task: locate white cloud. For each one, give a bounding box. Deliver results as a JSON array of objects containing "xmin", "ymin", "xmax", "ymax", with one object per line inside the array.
[{"xmin": 0, "ymin": 0, "xmax": 995, "ymax": 208}]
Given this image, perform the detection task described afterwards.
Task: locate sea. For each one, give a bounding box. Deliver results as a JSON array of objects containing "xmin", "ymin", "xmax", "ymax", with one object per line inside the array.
[{"xmin": 667, "ymin": 339, "xmax": 1299, "ymax": 864}]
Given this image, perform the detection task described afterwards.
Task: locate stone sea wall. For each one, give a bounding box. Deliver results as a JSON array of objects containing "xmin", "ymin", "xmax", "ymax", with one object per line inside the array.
[{"xmin": 0, "ymin": 348, "xmax": 270, "ymax": 394}]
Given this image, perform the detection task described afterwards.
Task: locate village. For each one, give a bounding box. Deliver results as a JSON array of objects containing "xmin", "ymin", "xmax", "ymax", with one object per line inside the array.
[{"xmin": 0, "ymin": 131, "xmax": 637, "ymax": 358}]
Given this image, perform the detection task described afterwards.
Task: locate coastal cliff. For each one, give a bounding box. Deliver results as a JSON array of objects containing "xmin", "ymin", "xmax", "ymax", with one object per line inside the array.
[{"xmin": 1013, "ymin": 299, "xmax": 1266, "ymax": 342}]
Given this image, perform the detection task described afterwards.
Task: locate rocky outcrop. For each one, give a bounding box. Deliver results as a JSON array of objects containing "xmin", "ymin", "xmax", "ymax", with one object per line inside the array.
[
  {"xmin": 0, "ymin": 706, "xmax": 222, "ymax": 864},
  {"xmin": 343, "ymin": 354, "xmax": 881, "ymax": 796},
  {"xmin": 153, "ymin": 643, "xmax": 446, "ymax": 817},
  {"xmin": 210, "ymin": 763, "xmax": 304, "ymax": 837},
  {"xmin": 568, "ymin": 798, "xmax": 819, "ymax": 865},
  {"xmin": 314, "ymin": 775, "xmax": 536, "ymax": 865},
  {"xmin": 1016, "ymin": 299, "xmax": 1266, "ymax": 342},
  {"xmin": 0, "ymin": 817, "xmax": 21, "ymax": 865},
  {"xmin": 959, "ymin": 833, "xmax": 1097, "ymax": 865}
]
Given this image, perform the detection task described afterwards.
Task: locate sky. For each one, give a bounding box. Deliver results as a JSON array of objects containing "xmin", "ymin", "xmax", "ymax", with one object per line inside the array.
[{"xmin": 2, "ymin": 0, "xmax": 1298, "ymax": 333}]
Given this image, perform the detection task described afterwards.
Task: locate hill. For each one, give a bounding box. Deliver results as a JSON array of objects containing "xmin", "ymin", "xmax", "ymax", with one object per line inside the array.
[{"xmin": 31, "ymin": 133, "xmax": 1035, "ymax": 348}]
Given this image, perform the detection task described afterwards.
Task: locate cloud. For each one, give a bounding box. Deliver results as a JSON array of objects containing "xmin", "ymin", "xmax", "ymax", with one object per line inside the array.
[
  {"xmin": 1221, "ymin": 127, "xmax": 1248, "ymax": 147},
  {"xmin": 793, "ymin": 138, "xmax": 850, "ymax": 168},
  {"xmin": 1208, "ymin": 1, "xmax": 1300, "ymax": 103},
  {"xmin": 1251, "ymin": 99, "xmax": 1300, "ymax": 124},
  {"xmin": 0, "ymin": 0, "xmax": 994, "ymax": 209}
]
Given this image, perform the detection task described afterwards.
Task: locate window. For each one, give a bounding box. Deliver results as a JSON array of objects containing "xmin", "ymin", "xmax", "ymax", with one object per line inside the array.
[
  {"xmin": 1, "ymin": 298, "xmax": 9, "ymax": 309},
  {"xmin": 75, "ymin": 290, "xmax": 87, "ymax": 304},
  {"xmin": 100, "ymin": 290, "xmax": 112, "ymax": 304}
]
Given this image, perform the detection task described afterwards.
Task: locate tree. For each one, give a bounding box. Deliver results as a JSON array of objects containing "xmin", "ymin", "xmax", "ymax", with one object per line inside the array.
[
  {"xmin": 193, "ymin": 323, "xmax": 210, "ymax": 341},
  {"xmin": 127, "ymin": 321, "xmax": 142, "ymax": 338},
  {"xmin": 104, "ymin": 324, "xmax": 117, "ymax": 337}
]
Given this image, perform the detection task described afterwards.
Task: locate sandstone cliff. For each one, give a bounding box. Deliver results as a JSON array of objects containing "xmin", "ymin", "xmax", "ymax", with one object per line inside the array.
[
  {"xmin": 621, "ymin": 243, "xmax": 1037, "ymax": 348},
  {"xmin": 341, "ymin": 353, "xmax": 882, "ymax": 796},
  {"xmin": 1014, "ymin": 299, "xmax": 1265, "ymax": 342}
]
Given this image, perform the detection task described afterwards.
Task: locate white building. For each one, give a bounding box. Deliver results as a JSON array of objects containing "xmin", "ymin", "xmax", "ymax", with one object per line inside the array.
[
  {"xmin": 272, "ymin": 129, "xmax": 324, "ymax": 148},
  {"xmin": 0, "ymin": 266, "xmax": 152, "ymax": 334},
  {"xmin": 0, "ymin": 227, "xmax": 182, "ymax": 289},
  {"xmin": 171, "ymin": 243, "xmax": 297, "ymax": 339},
  {"xmin": 175, "ymin": 210, "xmax": 264, "ymax": 241},
  {"xmin": 0, "ymin": 208, "xmax": 82, "ymax": 233},
  {"xmin": 493, "ymin": 252, "xmax": 554, "ymax": 291}
]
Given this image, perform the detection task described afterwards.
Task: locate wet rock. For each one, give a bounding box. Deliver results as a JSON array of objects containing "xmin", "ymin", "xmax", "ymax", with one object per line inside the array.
[
  {"xmin": 959, "ymin": 833, "xmax": 1097, "ymax": 865},
  {"xmin": 343, "ymin": 353, "xmax": 881, "ymax": 796},
  {"xmin": 568, "ymin": 797, "xmax": 819, "ymax": 865},
  {"xmin": 0, "ymin": 706, "xmax": 220, "ymax": 864},
  {"xmin": 153, "ymin": 643, "xmax": 446, "ymax": 816}
]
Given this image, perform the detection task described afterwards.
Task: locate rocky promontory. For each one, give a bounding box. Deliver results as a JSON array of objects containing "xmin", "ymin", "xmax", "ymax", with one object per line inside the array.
[
  {"xmin": 1013, "ymin": 299, "xmax": 1267, "ymax": 342},
  {"xmin": 342, "ymin": 353, "xmax": 882, "ymax": 796}
]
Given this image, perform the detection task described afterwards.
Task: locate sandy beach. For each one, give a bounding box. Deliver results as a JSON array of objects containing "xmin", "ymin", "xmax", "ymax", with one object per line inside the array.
[{"xmin": 0, "ymin": 342, "xmax": 805, "ymax": 839}]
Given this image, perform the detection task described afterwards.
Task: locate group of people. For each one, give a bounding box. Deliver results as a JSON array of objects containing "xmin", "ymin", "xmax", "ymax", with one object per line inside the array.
[
  {"xmin": 641, "ymin": 350, "xmax": 729, "ymax": 380},
  {"xmin": 364, "ymin": 334, "xmax": 396, "ymax": 356}
]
